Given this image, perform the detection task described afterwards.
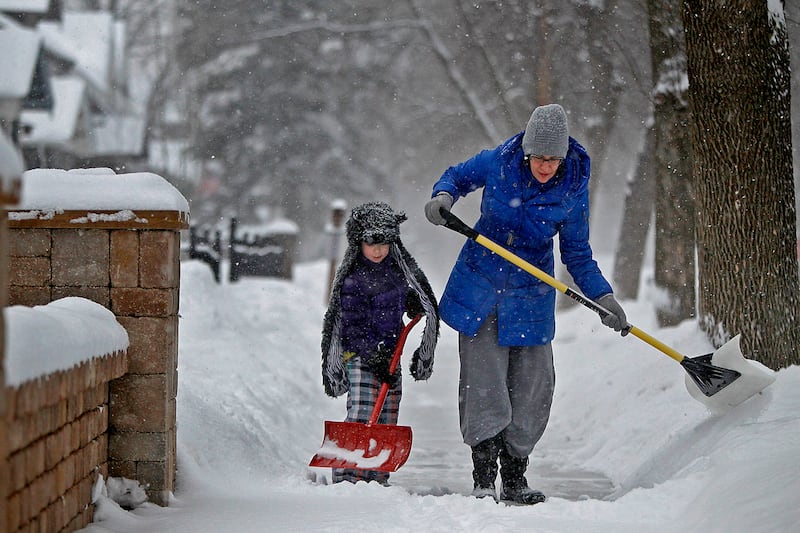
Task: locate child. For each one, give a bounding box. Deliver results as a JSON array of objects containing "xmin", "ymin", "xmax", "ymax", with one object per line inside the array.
[{"xmin": 321, "ymin": 201, "xmax": 439, "ymax": 484}]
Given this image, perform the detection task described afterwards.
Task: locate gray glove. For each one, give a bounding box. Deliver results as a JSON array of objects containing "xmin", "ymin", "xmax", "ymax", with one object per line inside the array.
[
  {"xmin": 424, "ymin": 192, "xmax": 453, "ymax": 225},
  {"xmin": 597, "ymin": 294, "xmax": 629, "ymax": 336}
]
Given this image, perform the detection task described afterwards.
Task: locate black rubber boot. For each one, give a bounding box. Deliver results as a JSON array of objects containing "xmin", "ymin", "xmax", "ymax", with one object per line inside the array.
[
  {"xmin": 470, "ymin": 435, "xmax": 503, "ymax": 501},
  {"xmin": 499, "ymin": 447, "xmax": 546, "ymax": 505}
]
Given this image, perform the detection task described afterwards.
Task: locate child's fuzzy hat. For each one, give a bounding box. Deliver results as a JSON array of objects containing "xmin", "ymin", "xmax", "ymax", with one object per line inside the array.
[{"xmin": 345, "ymin": 201, "xmax": 407, "ymax": 245}]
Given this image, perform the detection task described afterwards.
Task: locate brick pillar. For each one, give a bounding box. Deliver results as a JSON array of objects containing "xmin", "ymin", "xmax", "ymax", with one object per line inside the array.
[
  {"xmin": 108, "ymin": 229, "xmax": 181, "ymax": 506},
  {"xmin": 6, "ymin": 170, "xmax": 188, "ymax": 508}
]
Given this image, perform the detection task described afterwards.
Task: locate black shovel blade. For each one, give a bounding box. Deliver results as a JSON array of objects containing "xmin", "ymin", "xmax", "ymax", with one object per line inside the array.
[{"xmin": 680, "ymin": 354, "xmax": 742, "ymax": 397}]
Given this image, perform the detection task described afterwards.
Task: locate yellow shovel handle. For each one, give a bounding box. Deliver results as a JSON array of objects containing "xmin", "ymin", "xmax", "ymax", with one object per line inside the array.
[
  {"xmin": 475, "ymin": 234, "xmax": 569, "ymax": 292},
  {"xmin": 431, "ymin": 213, "xmax": 688, "ymax": 364},
  {"xmin": 473, "ymin": 234, "xmax": 687, "ymax": 363},
  {"xmin": 626, "ymin": 326, "xmax": 685, "ymax": 363}
]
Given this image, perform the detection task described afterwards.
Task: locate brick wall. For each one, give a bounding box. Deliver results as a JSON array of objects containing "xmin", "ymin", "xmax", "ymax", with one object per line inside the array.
[
  {"xmin": 2, "ymin": 218, "xmax": 11, "ymax": 533},
  {"xmin": 5, "ymin": 352, "xmax": 127, "ymax": 532},
  {"xmin": 7, "ymin": 211, "xmax": 186, "ymax": 508},
  {"xmin": 2, "ymin": 161, "xmax": 22, "ymax": 533}
]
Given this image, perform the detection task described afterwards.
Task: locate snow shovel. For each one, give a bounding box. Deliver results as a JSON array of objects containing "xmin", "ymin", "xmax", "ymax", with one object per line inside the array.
[
  {"xmin": 309, "ymin": 314, "xmax": 422, "ymax": 472},
  {"xmin": 439, "ymin": 209, "xmax": 774, "ymax": 408}
]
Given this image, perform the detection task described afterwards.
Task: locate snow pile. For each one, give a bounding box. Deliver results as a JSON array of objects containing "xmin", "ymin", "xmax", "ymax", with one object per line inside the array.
[
  {"xmin": 4, "ymin": 297, "xmax": 129, "ymax": 387},
  {"xmin": 76, "ymin": 259, "xmax": 799, "ymax": 532},
  {"xmin": 92, "ymin": 475, "xmax": 149, "ymax": 510}
]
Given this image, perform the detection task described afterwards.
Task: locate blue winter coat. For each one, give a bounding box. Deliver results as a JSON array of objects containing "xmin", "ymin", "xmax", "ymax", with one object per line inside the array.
[{"xmin": 433, "ymin": 132, "xmax": 612, "ymax": 346}]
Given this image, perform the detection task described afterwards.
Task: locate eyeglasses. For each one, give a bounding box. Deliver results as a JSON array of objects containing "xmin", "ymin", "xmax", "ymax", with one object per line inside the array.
[{"xmin": 524, "ymin": 154, "xmax": 564, "ymax": 166}]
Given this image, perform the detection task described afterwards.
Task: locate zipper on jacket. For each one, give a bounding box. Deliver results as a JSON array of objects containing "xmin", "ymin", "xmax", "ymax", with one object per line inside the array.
[{"xmin": 506, "ymin": 231, "xmax": 514, "ymax": 246}]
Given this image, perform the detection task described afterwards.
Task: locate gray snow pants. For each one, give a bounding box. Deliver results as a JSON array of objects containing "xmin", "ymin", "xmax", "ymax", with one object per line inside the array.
[{"xmin": 458, "ymin": 315, "xmax": 555, "ymax": 458}]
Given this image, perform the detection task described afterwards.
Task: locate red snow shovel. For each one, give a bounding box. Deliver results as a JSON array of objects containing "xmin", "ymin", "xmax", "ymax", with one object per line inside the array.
[
  {"xmin": 309, "ymin": 314, "xmax": 422, "ymax": 472},
  {"xmin": 439, "ymin": 209, "xmax": 775, "ymax": 409}
]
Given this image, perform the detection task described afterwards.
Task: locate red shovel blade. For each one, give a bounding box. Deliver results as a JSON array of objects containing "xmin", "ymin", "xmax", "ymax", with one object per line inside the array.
[{"xmin": 308, "ymin": 420, "xmax": 413, "ymax": 472}]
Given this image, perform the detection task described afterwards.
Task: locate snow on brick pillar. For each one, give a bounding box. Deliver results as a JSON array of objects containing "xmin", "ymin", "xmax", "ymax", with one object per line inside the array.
[{"xmin": 6, "ymin": 168, "xmax": 189, "ymax": 507}]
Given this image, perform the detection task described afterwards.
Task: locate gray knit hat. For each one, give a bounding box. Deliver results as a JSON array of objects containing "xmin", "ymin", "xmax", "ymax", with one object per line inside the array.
[{"xmin": 521, "ymin": 104, "xmax": 569, "ymax": 158}]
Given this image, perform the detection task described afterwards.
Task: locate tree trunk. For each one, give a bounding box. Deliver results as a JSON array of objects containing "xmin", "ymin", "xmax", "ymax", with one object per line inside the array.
[
  {"xmin": 682, "ymin": 0, "xmax": 800, "ymax": 368},
  {"xmin": 648, "ymin": 0, "xmax": 696, "ymax": 327},
  {"xmin": 652, "ymin": 99, "xmax": 695, "ymax": 327},
  {"xmin": 613, "ymin": 122, "xmax": 656, "ymax": 300},
  {"xmin": 558, "ymin": 2, "xmax": 621, "ymax": 309},
  {"xmin": 575, "ymin": 2, "xmax": 621, "ymax": 204}
]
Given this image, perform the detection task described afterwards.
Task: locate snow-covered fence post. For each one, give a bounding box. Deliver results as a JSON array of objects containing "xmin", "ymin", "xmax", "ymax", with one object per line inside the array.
[
  {"xmin": 5, "ymin": 168, "xmax": 189, "ymax": 508},
  {"xmin": 325, "ymin": 199, "xmax": 347, "ymax": 302},
  {"xmin": 228, "ymin": 216, "xmax": 299, "ymax": 282},
  {"xmin": 188, "ymin": 224, "xmax": 221, "ymax": 282}
]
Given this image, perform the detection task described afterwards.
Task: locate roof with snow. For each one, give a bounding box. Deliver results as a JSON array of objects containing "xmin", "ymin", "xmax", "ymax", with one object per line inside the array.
[
  {"xmin": 25, "ymin": 12, "xmax": 145, "ymax": 157},
  {"xmin": 60, "ymin": 11, "xmax": 114, "ymax": 92},
  {"xmin": 0, "ymin": 0, "xmax": 50, "ymax": 12},
  {"xmin": 20, "ymin": 75, "xmax": 86, "ymax": 143},
  {"xmin": 0, "ymin": 129, "xmax": 23, "ymax": 201},
  {"xmin": 0, "ymin": 14, "xmax": 41, "ymax": 98}
]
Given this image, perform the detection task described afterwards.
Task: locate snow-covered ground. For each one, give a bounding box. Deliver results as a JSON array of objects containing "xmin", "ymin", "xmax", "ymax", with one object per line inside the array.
[{"xmin": 80, "ymin": 254, "xmax": 799, "ymax": 533}]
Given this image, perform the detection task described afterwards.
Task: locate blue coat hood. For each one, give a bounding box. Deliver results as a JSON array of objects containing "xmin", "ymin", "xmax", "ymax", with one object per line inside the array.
[{"xmin": 433, "ymin": 132, "xmax": 612, "ymax": 346}]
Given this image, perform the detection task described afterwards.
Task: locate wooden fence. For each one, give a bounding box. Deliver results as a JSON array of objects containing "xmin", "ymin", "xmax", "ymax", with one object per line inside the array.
[{"xmin": 187, "ymin": 217, "xmax": 297, "ymax": 283}]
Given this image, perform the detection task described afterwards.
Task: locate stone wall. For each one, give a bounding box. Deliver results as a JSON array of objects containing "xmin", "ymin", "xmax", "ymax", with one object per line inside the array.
[
  {"xmin": 5, "ymin": 352, "xmax": 127, "ymax": 532},
  {"xmin": 7, "ymin": 211, "xmax": 186, "ymax": 507}
]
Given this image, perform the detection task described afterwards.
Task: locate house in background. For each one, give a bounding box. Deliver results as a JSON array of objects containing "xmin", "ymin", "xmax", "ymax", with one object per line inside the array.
[
  {"xmin": 0, "ymin": 0, "xmax": 146, "ymax": 173},
  {"xmin": 0, "ymin": 0, "xmax": 59, "ymax": 27},
  {"xmin": 0, "ymin": 9, "xmax": 42, "ymax": 202}
]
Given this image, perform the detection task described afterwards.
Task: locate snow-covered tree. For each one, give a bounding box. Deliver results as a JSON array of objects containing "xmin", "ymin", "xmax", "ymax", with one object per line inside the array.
[
  {"xmin": 123, "ymin": 1, "xmax": 651, "ymax": 261},
  {"xmin": 683, "ymin": 0, "xmax": 799, "ymax": 367}
]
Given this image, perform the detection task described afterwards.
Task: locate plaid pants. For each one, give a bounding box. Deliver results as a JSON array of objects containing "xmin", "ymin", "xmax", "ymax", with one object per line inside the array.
[{"xmin": 332, "ymin": 356, "xmax": 402, "ymax": 484}]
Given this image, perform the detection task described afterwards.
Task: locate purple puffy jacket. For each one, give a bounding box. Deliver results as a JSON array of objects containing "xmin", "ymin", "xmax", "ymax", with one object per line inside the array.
[{"xmin": 340, "ymin": 253, "xmax": 409, "ymax": 363}]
